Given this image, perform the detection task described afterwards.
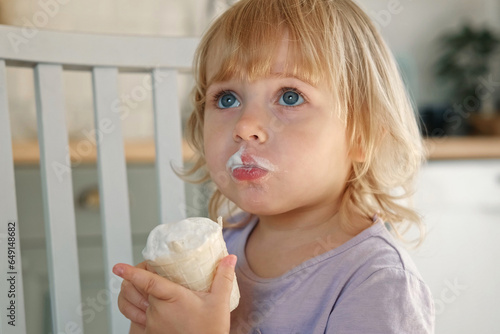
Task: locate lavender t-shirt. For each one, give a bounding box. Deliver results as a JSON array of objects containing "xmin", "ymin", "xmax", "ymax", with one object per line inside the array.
[{"xmin": 224, "ymin": 217, "xmax": 435, "ymax": 334}]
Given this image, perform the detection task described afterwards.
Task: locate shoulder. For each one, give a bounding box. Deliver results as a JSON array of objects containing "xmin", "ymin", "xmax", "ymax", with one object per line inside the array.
[
  {"xmin": 325, "ymin": 223, "xmax": 435, "ymax": 333},
  {"xmin": 328, "ymin": 267, "xmax": 435, "ymax": 333},
  {"xmin": 328, "ymin": 266, "xmax": 435, "ymax": 333},
  {"xmin": 336, "ymin": 222, "xmax": 431, "ymax": 302},
  {"xmin": 339, "ymin": 222, "xmax": 425, "ymax": 285}
]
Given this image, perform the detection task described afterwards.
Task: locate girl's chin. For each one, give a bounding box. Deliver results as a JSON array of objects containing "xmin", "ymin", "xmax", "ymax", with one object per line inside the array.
[
  {"xmin": 224, "ymin": 197, "xmax": 266, "ymax": 214},
  {"xmin": 219, "ymin": 182, "xmax": 286, "ymax": 214},
  {"xmin": 232, "ymin": 199, "xmax": 285, "ymax": 217}
]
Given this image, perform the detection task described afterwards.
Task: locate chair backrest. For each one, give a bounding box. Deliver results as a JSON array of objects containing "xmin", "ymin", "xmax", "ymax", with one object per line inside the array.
[{"xmin": 0, "ymin": 24, "xmax": 197, "ymax": 334}]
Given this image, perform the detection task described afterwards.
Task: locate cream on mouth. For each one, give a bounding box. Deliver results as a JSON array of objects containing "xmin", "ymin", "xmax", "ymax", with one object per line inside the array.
[{"xmin": 225, "ymin": 147, "xmax": 278, "ymax": 174}]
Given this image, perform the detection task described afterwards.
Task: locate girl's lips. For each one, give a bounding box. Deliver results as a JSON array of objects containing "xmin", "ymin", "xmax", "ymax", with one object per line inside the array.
[
  {"xmin": 231, "ymin": 166, "xmax": 268, "ymax": 181},
  {"xmin": 225, "ymin": 147, "xmax": 277, "ymax": 182}
]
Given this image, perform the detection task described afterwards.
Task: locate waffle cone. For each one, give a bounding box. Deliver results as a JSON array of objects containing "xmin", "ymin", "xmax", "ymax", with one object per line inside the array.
[{"xmin": 144, "ymin": 217, "xmax": 240, "ymax": 311}]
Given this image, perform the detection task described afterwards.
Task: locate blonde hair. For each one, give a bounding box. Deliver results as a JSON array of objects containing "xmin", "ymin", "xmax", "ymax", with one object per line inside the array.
[{"xmin": 184, "ymin": 0, "xmax": 426, "ymax": 243}]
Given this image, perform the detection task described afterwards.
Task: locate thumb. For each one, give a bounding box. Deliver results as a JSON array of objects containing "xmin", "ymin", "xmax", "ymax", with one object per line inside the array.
[{"xmin": 210, "ymin": 254, "xmax": 237, "ymax": 301}]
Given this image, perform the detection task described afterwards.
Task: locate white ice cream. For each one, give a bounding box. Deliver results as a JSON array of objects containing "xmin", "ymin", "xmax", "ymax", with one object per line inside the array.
[
  {"xmin": 142, "ymin": 216, "xmax": 240, "ymax": 311},
  {"xmin": 142, "ymin": 217, "xmax": 223, "ymax": 261},
  {"xmin": 226, "ymin": 146, "xmax": 245, "ymax": 172},
  {"xmin": 226, "ymin": 146, "xmax": 277, "ymax": 172}
]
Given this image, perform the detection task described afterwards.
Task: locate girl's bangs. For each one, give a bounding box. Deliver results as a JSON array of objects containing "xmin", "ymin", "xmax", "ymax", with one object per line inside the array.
[{"xmin": 204, "ymin": 1, "xmax": 328, "ymax": 86}]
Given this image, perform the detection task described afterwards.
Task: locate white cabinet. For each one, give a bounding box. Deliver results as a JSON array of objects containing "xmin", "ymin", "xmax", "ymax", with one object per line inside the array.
[{"xmin": 410, "ymin": 159, "xmax": 500, "ymax": 334}]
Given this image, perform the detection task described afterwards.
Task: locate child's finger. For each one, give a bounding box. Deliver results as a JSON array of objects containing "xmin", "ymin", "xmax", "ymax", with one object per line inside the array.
[
  {"xmin": 117, "ymin": 289, "xmax": 147, "ymax": 327},
  {"xmin": 135, "ymin": 261, "xmax": 148, "ymax": 270},
  {"xmin": 145, "ymin": 262, "xmax": 157, "ymax": 273},
  {"xmin": 113, "ymin": 263, "xmax": 183, "ymax": 302},
  {"xmin": 210, "ymin": 255, "xmax": 237, "ymax": 304},
  {"xmin": 121, "ymin": 279, "xmax": 150, "ymax": 311}
]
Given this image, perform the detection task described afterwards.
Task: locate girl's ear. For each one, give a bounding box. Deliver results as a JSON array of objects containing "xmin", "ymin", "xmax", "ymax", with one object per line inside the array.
[
  {"xmin": 349, "ymin": 127, "xmax": 387, "ymax": 163},
  {"xmin": 349, "ymin": 136, "xmax": 366, "ymax": 162},
  {"xmin": 349, "ymin": 145, "xmax": 365, "ymax": 162}
]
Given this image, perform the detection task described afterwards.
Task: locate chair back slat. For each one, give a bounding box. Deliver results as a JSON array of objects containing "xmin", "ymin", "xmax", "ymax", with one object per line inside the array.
[
  {"xmin": 152, "ymin": 68, "xmax": 186, "ymax": 224},
  {"xmin": 0, "ymin": 24, "xmax": 198, "ymax": 332},
  {"xmin": 0, "ymin": 24, "xmax": 198, "ymax": 71},
  {"xmin": 92, "ymin": 66, "xmax": 133, "ymax": 334},
  {"xmin": 0, "ymin": 60, "xmax": 27, "ymax": 333},
  {"xmin": 34, "ymin": 63, "xmax": 84, "ymax": 332}
]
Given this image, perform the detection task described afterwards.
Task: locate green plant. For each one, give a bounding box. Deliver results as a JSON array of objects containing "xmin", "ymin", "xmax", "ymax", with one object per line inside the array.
[{"xmin": 435, "ymin": 24, "xmax": 499, "ymax": 110}]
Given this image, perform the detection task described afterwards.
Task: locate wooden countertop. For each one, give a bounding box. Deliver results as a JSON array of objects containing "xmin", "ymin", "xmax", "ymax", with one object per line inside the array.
[
  {"xmin": 423, "ymin": 136, "xmax": 500, "ymax": 160},
  {"xmin": 12, "ymin": 136, "xmax": 500, "ymax": 165},
  {"xmin": 12, "ymin": 140, "xmax": 195, "ymax": 165}
]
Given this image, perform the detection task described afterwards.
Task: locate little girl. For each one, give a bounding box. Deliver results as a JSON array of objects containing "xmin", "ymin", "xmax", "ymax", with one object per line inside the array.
[{"xmin": 113, "ymin": 0, "xmax": 435, "ymax": 333}]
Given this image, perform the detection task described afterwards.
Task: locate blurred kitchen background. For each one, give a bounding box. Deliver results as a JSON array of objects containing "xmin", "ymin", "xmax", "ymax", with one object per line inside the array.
[{"xmin": 1, "ymin": 0, "xmax": 499, "ymax": 333}]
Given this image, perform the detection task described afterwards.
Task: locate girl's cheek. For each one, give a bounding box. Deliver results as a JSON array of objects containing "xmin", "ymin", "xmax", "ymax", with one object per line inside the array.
[
  {"xmin": 205, "ymin": 113, "xmax": 227, "ymax": 135},
  {"xmin": 206, "ymin": 157, "xmax": 231, "ymax": 190},
  {"xmin": 204, "ymin": 144, "xmax": 222, "ymax": 172},
  {"xmin": 203, "ymin": 120, "xmax": 220, "ymax": 145}
]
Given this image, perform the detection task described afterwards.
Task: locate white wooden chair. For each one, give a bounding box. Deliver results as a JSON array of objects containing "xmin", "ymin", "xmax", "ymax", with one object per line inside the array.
[{"xmin": 0, "ymin": 24, "xmax": 198, "ymax": 333}]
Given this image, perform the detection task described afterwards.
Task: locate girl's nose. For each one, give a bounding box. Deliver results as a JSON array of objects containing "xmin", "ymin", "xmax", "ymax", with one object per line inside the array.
[{"xmin": 232, "ymin": 106, "xmax": 269, "ymax": 144}]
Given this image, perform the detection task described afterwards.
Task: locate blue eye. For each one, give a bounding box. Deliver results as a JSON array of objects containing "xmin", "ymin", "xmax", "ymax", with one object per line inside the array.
[
  {"xmin": 279, "ymin": 90, "xmax": 304, "ymax": 106},
  {"xmin": 217, "ymin": 92, "xmax": 241, "ymax": 109}
]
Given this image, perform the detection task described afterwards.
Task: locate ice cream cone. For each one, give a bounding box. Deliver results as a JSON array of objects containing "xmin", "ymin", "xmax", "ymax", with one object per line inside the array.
[{"xmin": 143, "ymin": 217, "xmax": 240, "ymax": 311}]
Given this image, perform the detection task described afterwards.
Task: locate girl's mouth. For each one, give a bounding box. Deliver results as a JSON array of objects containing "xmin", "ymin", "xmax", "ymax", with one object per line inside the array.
[
  {"xmin": 231, "ymin": 166, "xmax": 269, "ymax": 181},
  {"xmin": 226, "ymin": 147, "xmax": 277, "ymax": 182}
]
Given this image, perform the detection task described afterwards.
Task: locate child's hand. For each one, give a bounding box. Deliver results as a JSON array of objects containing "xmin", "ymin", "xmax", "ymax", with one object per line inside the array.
[
  {"xmin": 117, "ymin": 261, "xmax": 151, "ymax": 330},
  {"xmin": 113, "ymin": 255, "xmax": 237, "ymax": 334}
]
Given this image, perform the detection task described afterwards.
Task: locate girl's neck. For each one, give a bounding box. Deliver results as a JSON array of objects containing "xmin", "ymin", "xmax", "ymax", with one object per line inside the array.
[
  {"xmin": 254, "ymin": 205, "xmax": 369, "ymax": 248},
  {"xmin": 245, "ymin": 206, "xmax": 373, "ymax": 278}
]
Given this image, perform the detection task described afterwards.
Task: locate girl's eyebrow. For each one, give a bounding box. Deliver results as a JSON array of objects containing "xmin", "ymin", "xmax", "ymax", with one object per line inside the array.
[
  {"xmin": 205, "ymin": 81, "xmax": 228, "ymax": 92},
  {"xmin": 268, "ymin": 72, "xmax": 314, "ymax": 85},
  {"xmin": 207, "ymin": 73, "xmax": 315, "ymax": 89}
]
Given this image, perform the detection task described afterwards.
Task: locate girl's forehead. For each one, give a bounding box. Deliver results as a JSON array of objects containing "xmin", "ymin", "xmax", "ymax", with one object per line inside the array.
[
  {"xmin": 205, "ymin": 34, "xmax": 286, "ymax": 83},
  {"xmin": 204, "ymin": 33, "xmax": 323, "ymax": 87},
  {"xmin": 197, "ymin": 0, "xmax": 343, "ymax": 90}
]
